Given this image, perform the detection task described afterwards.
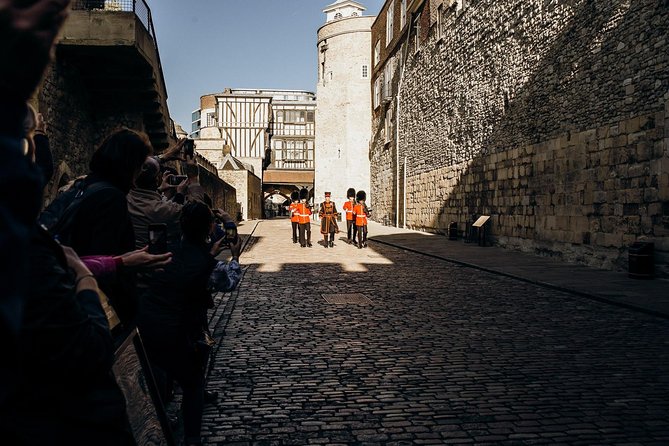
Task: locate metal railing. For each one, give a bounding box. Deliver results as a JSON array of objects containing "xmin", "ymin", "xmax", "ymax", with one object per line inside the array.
[{"xmin": 72, "ymin": 1, "xmax": 153, "ymax": 40}]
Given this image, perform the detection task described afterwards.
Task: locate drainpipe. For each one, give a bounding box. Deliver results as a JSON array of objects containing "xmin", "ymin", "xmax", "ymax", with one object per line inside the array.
[
  {"xmin": 395, "ymin": 16, "xmax": 413, "ymax": 228},
  {"xmin": 403, "ymin": 155, "xmax": 408, "ymax": 229}
]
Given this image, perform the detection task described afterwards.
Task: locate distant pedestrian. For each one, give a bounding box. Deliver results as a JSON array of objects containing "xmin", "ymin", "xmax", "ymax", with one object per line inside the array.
[
  {"xmin": 297, "ymin": 188, "xmax": 312, "ymax": 248},
  {"xmin": 354, "ymin": 190, "xmax": 371, "ymax": 249},
  {"xmin": 343, "ymin": 188, "xmax": 357, "ymax": 244},
  {"xmin": 318, "ymin": 192, "xmax": 339, "ymax": 248},
  {"xmin": 289, "ymin": 191, "xmax": 300, "ymax": 243}
]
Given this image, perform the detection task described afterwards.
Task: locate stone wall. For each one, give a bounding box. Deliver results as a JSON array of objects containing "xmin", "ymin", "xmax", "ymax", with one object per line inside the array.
[
  {"xmin": 371, "ymin": 0, "xmax": 669, "ymax": 275},
  {"xmin": 38, "ymin": 57, "xmax": 145, "ymax": 202}
]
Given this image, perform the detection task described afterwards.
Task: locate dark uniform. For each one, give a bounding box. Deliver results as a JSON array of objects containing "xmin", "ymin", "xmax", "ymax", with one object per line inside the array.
[{"xmin": 318, "ymin": 192, "xmax": 339, "ymax": 248}]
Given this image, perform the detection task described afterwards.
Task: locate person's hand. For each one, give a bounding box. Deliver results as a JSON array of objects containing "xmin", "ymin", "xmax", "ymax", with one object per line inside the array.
[
  {"xmin": 0, "ymin": 0, "xmax": 72, "ymax": 103},
  {"xmin": 35, "ymin": 112, "xmax": 46, "ymax": 134},
  {"xmin": 158, "ymin": 171, "xmax": 174, "ymax": 192},
  {"xmin": 119, "ymin": 246, "xmax": 172, "ymax": 271},
  {"xmin": 182, "ymin": 155, "xmax": 199, "ymax": 180},
  {"xmin": 210, "ymin": 237, "xmax": 226, "ymax": 257},
  {"xmin": 228, "ymin": 234, "xmax": 242, "ymax": 260},
  {"xmin": 61, "ymin": 245, "xmax": 92, "ymax": 277},
  {"xmin": 176, "ymin": 177, "xmax": 189, "ymax": 195},
  {"xmin": 160, "ymin": 138, "xmax": 187, "ymax": 162},
  {"xmin": 213, "ymin": 209, "xmax": 233, "ymax": 224}
]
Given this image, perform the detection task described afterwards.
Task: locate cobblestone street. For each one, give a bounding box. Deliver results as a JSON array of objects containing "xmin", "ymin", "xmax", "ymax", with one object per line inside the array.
[{"xmin": 202, "ymin": 219, "xmax": 669, "ymax": 445}]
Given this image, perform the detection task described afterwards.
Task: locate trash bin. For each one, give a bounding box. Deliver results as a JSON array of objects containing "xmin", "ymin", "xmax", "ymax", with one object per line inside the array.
[
  {"xmin": 628, "ymin": 242, "xmax": 654, "ymax": 279},
  {"xmin": 448, "ymin": 221, "xmax": 458, "ymax": 240}
]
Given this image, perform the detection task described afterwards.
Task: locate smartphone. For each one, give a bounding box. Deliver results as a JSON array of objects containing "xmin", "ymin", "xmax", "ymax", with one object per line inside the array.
[
  {"xmin": 183, "ymin": 139, "xmax": 195, "ymax": 158},
  {"xmin": 148, "ymin": 223, "xmax": 168, "ymax": 254},
  {"xmin": 223, "ymin": 221, "xmax": 238, "ymax": 244},
  {"xmin": 167, "ymin": 175, "xmax": 188, "ymax": 186}
]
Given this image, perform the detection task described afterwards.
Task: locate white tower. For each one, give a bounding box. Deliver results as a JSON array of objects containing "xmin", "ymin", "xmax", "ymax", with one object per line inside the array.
[{"xmin": 315, "ymin": 1, "xmax": 374, "ymax": 210}]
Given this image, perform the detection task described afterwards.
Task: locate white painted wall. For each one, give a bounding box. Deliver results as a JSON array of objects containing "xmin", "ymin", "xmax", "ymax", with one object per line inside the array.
[{"xmin": 315, "ymin": 14, "xmax": 374, "ymax": 210}]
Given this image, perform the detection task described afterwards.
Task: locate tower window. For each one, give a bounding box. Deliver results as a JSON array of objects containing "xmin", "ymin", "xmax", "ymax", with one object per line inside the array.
[{"xmin": 362, "ymin": 65, "xmax": 369, "ymax": 79}]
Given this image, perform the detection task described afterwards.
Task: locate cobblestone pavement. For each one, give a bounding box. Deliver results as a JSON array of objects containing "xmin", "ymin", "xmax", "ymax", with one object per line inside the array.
[{"xmin": 202, "ymin": 219, "xmax": 669, "ymax": 445}]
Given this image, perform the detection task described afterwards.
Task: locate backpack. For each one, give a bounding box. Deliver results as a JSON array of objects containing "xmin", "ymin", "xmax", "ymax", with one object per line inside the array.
[{"xmin": 38, "ymin": 177, "xmax": 114, "ymax": 242}]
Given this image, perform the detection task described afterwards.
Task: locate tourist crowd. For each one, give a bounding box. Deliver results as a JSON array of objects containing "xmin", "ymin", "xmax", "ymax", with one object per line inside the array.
[{"xmin": 0, "ymin": 2, "xmax": 240, "ymax": 444}]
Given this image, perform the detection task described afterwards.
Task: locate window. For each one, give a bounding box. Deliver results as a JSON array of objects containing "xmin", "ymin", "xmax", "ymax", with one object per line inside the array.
[
  {"xmin": 373, "ymin": 77, "xmax": 381, "ymax": 109},
  {"xmin": 436, "ymin": 4, "xmax": 443, "ymax": 40},
  {"xmin": 400, "ymin": 0, "xmax": 407, "ymax": 29},
  {"xmin": 457, "ymin": 0, "xmax": 467, "ymax": 13},
  {"xmin": 374, "ymin": 40, "xmax": 380, "ymax": 66},
  {"xmin": 206, "ymin": 113, "xmax": 216, "ymax": 127},
  {"xmin": 412, "ymin": 15, "xmax": 421, "ymax": 54},
  {"xmin": 361, "ymin": 64, "xmax": 369, "ymax": 79},
  {"xmin": 284, "ymin": 110, "xmax": 306, "ymax": 124},
  {"xmin": 383, "ymin": 62, "xmax": 392, "ymax": 100},
  {"xmin": 276, "ymin": 110, "xmax": 284, "ymax": 123},
  {"xmin": 384, "ymin": 106, "xmax": 393, "ymax": 144},
  {"xmin": 386, "ymin": 3, "xmax": 394, "ymax": 46},
  {"xmin": 191, "ymin": 110, "xmax": 201, "ymax": 121},
  {"xmin": 307, "ymin": 111, "xmax": 315, "ymax": 123}
]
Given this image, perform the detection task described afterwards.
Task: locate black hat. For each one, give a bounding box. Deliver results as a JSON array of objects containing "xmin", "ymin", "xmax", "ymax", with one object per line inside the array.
[
  {"xmin": 299, "ymin": 188, "xmax": 309, "ymax": 200},
  {"xmin": 347, "ymin": 188, "xmax": 356, "ymax": 199},
  {"xmin": 356, "ymin": 190, "xmax": 366, "ymax": 202},
  {"xmin": 290, "ymin": 191, "xmax": 299, "ymax": 201}
]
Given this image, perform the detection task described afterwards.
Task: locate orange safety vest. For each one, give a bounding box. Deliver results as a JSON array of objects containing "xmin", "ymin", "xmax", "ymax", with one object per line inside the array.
[
  {"xmin": 297, "ymin": 202, "xmax": 311, "ymax": 224},
  {"xmin": 354, "ymin": 203, "xmax": 368, "ymax": 226},
  {"xmin": 343, "ymin": 201, "xmax": 355, "ymax": 221},
  {"xmin": 290, "ymin": 202, "xmax": 299, "ymax": 223}
]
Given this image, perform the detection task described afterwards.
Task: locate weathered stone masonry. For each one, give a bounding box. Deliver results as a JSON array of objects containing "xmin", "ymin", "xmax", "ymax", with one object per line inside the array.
[{"xmin": 371, "ymin": 0, "xmax": 669, "ymax": 275}]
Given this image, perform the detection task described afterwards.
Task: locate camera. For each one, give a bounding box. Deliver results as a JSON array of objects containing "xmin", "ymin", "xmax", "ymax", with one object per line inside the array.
[
  {"xmin": 183, "ymin": 139, "xmax": 195, "ymax": 158},
  {"xmin": 212, "ymin": 221, "xmax": 238, "ymax": 247},
  {"xmin": 167, "ymin": 175, "xmax": 188, "ymax": 186}
]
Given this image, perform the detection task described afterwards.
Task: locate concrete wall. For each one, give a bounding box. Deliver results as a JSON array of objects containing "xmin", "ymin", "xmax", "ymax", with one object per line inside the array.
[
  {"xmin": 370, "ymin": 0, "xmax": 669, "ymax": 275},
  {"xmin": 315, "ymin": 15, "xmax": 375, "ymax": 208}
]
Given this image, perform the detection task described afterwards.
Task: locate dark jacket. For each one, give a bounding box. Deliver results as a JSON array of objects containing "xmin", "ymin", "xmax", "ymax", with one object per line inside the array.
[
  {"xmin": 0, "ymin": 226, "xmax": 133, "ymax": 445},
  {"xmin": 0, "ymin": 119, "xmax": 43, "ymax": 405},
  {"xmin": 139, "ymin": 239, "xmax": 216, "ymax": 338},
  {"xmin": 59, "ymin": 174, "xmax": 138, "ymax": 324}
]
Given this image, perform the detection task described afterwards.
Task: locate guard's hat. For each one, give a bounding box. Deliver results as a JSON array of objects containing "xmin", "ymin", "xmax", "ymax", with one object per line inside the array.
[
  {"xmin": 299, "ymin": 188, "xmax": 309, "ymax": 200},
  {"xmin": 356, "ymin": 190, "xmax": 366, "ymax": 202},
  {"xmin": 290, "ymin": 191, "xmax": 299, "ymax": 201},
  {"xmin": 347, "ymin": 188, "xmax": 356, "ymax": 199}
]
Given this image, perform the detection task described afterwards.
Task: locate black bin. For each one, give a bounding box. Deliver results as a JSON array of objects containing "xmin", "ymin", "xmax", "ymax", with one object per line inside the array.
[
  {"xmin": 628, "ymin": 242, "xmax": 654, "ymax": 279},
  {"xmin": 448, "ymin": 221, "xmax": 458, "ymax": 240}
]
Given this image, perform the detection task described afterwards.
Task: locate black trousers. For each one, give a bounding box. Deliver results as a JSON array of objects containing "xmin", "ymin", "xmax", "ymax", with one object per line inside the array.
[
  {"xmin": 299, "ymin": 223, "xmax": 311, "ymax": 246},
  {"xmin": 357, "ymin": 225, "xmax": 368, "ymax": 246},
  {"xmin": 141, "ymin": 329, "xmax": 205, "ymax": 443},
  {"xmin": 346, "ymin": 220, "xmax": 357, "ymax": 241},
  {"xmin": 291, "ymin": 221, "xmax": 298, "ymax": 242}
]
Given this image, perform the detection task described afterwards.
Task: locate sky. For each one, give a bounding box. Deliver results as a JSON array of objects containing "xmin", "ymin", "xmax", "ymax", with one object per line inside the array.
[{"xmin": 149, "ymin": 0, "xmax": 385, "ymax": 132}]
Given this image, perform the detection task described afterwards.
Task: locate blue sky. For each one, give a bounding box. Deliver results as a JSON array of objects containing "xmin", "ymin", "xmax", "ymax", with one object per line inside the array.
[{"xmin": 149, "ymin": 0, "xmax": 385, "ymax": 131}]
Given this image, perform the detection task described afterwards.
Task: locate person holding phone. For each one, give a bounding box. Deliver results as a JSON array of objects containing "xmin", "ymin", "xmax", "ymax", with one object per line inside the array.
[
  {"xmin": 138, "ymin": 202, "xmax": 242, "ymax": 446},
  {"xmin": 127, "ymin": 140, "xmax": 204, "ymax": 251}
]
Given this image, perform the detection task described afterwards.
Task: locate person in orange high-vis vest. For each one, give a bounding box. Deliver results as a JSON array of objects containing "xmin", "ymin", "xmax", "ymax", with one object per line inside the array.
[
  {"xmin": 297, "ymin": 188, "xmax": 312, "ymax": 248},
  {"xmin": 353, "ymin": 190, "xmax": 370, "ymax": 249},
  {"xmin": 288, "ymin": 191, "xmax": 300, "ymax": 243},
  {"xmin": 342, "ymin": 188, "xmax": 357, "ymax": 245}
]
